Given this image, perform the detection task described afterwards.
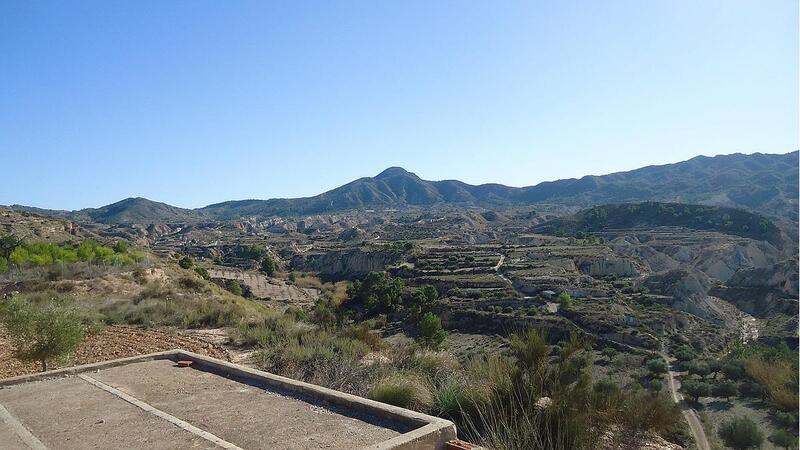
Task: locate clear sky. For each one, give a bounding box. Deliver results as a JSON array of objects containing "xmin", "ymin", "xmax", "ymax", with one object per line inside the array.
[{"xmin": 1, "ymin": 1, "xmax": 797, "ymax": 210}]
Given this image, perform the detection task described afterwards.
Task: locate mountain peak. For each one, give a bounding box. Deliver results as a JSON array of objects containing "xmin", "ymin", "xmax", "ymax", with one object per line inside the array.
[{"xmin": 376, "ymin": 167, "xmax": 413, "ymax": 179}]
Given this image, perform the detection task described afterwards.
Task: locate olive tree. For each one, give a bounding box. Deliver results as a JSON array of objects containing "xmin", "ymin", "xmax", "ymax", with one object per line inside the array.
[{"xmin": 1, "ymin": 299, "xmax": 84, "ymax": 371}]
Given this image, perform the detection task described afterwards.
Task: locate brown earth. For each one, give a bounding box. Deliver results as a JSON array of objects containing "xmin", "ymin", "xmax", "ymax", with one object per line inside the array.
[{"xmin": 0, "ymin": 325, "xmax": 230, "ymax": 379}]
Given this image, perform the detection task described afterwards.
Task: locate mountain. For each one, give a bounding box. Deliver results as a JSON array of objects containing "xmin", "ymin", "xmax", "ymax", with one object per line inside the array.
[
  {"xmin": 9, "ymin": 151, "xmax": 798, "ymax": 224},
  {"xmin": 532, "ymin": 202, "xmax": 786, "ymax": 246},
  {"xmin": 201, "ymin": 151, "xmax": 798, "ymax": 221}
]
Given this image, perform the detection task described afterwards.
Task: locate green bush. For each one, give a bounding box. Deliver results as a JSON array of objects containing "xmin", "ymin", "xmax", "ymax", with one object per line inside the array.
[
  {"xmin": 418, "ymin": 312, "xmax": 446, "ymax": 350},
  {"xmin": 227, "ymin": 280, "xmax": 243, "ymax": 296},
  {"xmin": 673, "ymin": 344, "xmax": 696, "ymax": 362},
  {"xmin": 558, "ymin": 291, "xmax": 573, "ymax": 310},
  {"xmin": 646, "ymin": 358, "xmax": 668, "ymax": 375},
  {"xmin": 178, "ymin": 255, "xmax": 193, "ymax": 269},
  {"xmin": 347, "ymin": 271, "xmax": 405, "ymax": 312},
  {"xmin": 0, "ymin": 298, "xmax": 84, "ymax": 371},
  {"xmin": 194, "ymin": 266, "xmax": 210, "ymax": 280},
  {"xmin": 649, "ymin": 379, "xmax": 664, "ymax": 392},
  {"xmin": 717, "ymin": 416, "xmax": 764, "ymax": 450},
  {"xmin": 6, "ymin": 239, "xmax": 142, "ymax": 269},
  {"xmin": 113, "ymin": 241, "xmax": 128, "ymax": 253},
  {"xmin": 260, "ymin": 256, "xmax": 277, "ymax": 276},
  {"xmin": 770, "ymin": 429, "xmax": 798, "ymax": 450},
  {"xmin": 411, "ymin": 285, "xmax": 438, "ymax": 315}
]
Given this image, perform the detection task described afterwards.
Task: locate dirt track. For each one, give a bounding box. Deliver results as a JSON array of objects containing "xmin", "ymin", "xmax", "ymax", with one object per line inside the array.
[{"xmin": 660, "ymin": 349, "xmax": 711, "ymax": 450}]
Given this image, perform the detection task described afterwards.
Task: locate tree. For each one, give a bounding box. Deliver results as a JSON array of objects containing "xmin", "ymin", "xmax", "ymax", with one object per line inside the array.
[
  {"xmin": 348, "ymin": 272, "xmax": 405, "ymax": 312},
  {"xmin": 687, "ymin": 360, "xmax": 711, "ymax": 379},
  {"xmin": 178, "ymin": 255, "xmax": 193, "ymax": 269},
  {"xmin": 770, "ymin": 429, "xmax": 798, "ymax": 450},
  {"xmin": 411, "ymin": 285, "xmax": 438, "ymax": 315},
  {"xmin": 717, "ymin": 416, "xmax": 764, "ymax": 450},
  {"xmin": 722, "ymin": 360, "xmax": 747, "ymax": 380},
  {"xmin": 673, "ymin": 345, "xmax": 696, "ymax": 362},
  {"xmin": 260, "ymin": 256, "xmax": 277, "ymax": 276},
  {"xmin": 649, "ymin": 379, "xmax": 664, "ymax": 392},
  {"xmin": 0, "ymin": 299, "xmax": 84, "ymax": 371},
  {"xmin": 682, "ymin": 379, "xmax": 710, "ymax": 404},
  {"xmin": 601, "ymin": 347, "xmax": 617, "ymax": 360},
  {"xmin": 646, "ymin": 358, "xmax": 668, "ymax": 375},
  {"xmin": 712, "ymin": 380, "xmax": 738, "ymax": 401},
  {"xmin": 558, "ymin": 291, "xmax": 573, "ymax": 310},
  {"xmin": 287, "ymin": 272, "xmax": 296, "ymax": 283},
  {"xmin": 707, "ymin": 359, "xmax": 722, "ymax": 379},
  {"xmin": 418, "ymin": 312, "xmax": 446, "ymax": 350},
  {"xmin": 227, "ymin": 280, "xmax": 243, "ymax": 296},
  {"xmin": 0, "ymin": 235, "xmax": 21, "ymax": 258}
]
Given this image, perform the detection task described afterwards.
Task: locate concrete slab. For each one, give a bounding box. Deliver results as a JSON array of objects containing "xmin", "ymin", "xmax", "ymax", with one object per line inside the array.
[
  {"xmin": 0, "ymin": 376, "xmax": 214, "ymax": 450},
  {"xmin": 91, "ymin": 359, "xmax": 402, "ymax": 449},
  {"xmin": 0, "ymin": 351, "xmax": 457, "ymax": 450}
]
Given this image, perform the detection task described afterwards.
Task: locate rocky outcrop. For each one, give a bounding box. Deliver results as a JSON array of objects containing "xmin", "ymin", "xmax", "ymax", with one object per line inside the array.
[
  {"xmin": 710, "ymin": 260, "xmax": 799, "ymax": 317},
  {"xmin": 291, "ymin": 249, "xmax": 400, "ymax": 279},
  {"xmin": 583, "ymin": 257, "xmax": 639, "ymax": 277}
]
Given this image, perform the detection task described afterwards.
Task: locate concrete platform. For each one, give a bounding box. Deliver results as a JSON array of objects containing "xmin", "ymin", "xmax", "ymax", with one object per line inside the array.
[{"xmin": 0, "ymin": 351, "xmax": 456, "ymax": 450}]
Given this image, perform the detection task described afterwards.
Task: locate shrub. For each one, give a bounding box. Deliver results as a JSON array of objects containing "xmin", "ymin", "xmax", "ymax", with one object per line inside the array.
[
  {"xmin": 345, "ymin": 323, "xmax": 383, "ymax": 351},
  {"xmin": 686, "ymin": 360, "xmax": 710, "ymax": 379},
  {"xmin": 417, "ymin": 312, "xmax": 446, "ymax": 350},
  {"xmin": 673, "ymin": 344, "xmax": 696, "ymax": 362},
  {"xmin": 178, "ymin": 255, "xmax": 193, "ymax": 269},
  {"xmin": 601, "ymin": 347, "xmax": 617, "ymax": 360},
  {"xmin": 717, "ymin": 416, "xmax": 764, "ymax": 450},
  {"xmin": 370, "ymin": 373, "xmax": 433, "ymax": 411},
  {"xmin": 558, "ymin": 291, "xmax": 573, "ymax": 310},
  {"xmin": 411, "ymin": 285, "xmax": 438, "ymax": 315},
  {"xmin": 722, "ymin": 359, "xmax": 747, "ymax": 380},
  {"xmin": 646, "ymin": 358, "xmax": 668, "ymax": 375},
  {"xmin": 712, "ymin": 379, "xmax": 738, "ymax": 401},
  {"xmin": 745, "ymin": 356, "xmax": 798, "ymax": 412},
  {"xmin": 227, "ymin": 280, "xmax": 243, "ymax": 296},
  {"xmin": 113, "ymin": 241, "xmax": 128, "ymax": 253},
  {"xmin": 287, "ymin": 272, "xmax": 296, "ymax": 283},
  {"xmin": 347, "ymin": 272, "xmax": 405, "ymax": 312},
  {"xmin": 194, "ymin": 267, "xmax": 210, "ymax": 280},
  {"xmin": 260, "ymin": 256, "xmax": 277, "ymax": 276},
  {"xmin": 770, "ymin": 429, "xmax": 798, "ymax": 450},
  {"xmin": 0, "ymin": 298, "xmax": 84, "ymax": 371},
  {"xmin": 649, "ymin": 379, "xmax": 664, "ymax": 392}
]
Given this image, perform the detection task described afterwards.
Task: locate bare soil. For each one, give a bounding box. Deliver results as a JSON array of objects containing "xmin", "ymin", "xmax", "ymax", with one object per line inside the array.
[{"xmin": 0, "ymin": 325, "xmax": 230, "ymax": 379}]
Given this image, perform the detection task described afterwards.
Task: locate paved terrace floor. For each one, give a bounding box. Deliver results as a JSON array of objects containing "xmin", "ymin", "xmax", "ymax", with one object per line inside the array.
[{"xmin": 0, "ymin": 359, "xmax": 408, "ymax": 450}]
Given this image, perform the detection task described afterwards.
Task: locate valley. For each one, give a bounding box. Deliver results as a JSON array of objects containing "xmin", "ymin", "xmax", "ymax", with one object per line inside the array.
[{"xmin": 0, "ymin": 152, "xmax": 797, "ymax": 450}]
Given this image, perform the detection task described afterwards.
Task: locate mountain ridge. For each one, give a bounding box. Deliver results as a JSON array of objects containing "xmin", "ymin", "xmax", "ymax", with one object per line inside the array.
[{"xmin": 7, "ymin": 151, "xmax": 798, "ymax": 224}]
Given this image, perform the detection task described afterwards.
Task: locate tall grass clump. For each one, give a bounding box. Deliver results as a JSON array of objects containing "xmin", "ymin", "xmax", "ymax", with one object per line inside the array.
[{"xmin": 370, "ymin": 372, "xmax": 434, "ymax": 411}]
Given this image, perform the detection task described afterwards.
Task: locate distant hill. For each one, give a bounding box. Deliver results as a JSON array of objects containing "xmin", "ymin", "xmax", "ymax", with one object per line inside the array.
[
  {"xmin": 9, "ymin": 151, "xmax": 798, "ymax": 223},
  {"xmin": 532, "ymin": 202, "xmax": 786, "ymax": 246}
]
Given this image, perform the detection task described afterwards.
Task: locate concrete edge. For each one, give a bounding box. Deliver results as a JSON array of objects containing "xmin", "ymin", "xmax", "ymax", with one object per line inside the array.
[
  {"xmin": 0, "ymin": 349, "xmax": 457, "ymax": 449},
  {"xmin": 0, "ymin": 350, "xmax": 177, "ymax": 387}
]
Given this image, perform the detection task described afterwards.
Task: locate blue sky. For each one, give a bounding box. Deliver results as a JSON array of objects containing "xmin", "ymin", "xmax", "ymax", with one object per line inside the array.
[{"xmin": 1, "ymin": 1, "xmax": 797, "ymax": 210}]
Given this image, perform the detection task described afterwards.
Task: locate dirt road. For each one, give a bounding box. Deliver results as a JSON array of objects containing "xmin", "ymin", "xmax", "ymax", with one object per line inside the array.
[{"xmin": 660, "ymin": 348, "xmax": 711, "ymax": 450}]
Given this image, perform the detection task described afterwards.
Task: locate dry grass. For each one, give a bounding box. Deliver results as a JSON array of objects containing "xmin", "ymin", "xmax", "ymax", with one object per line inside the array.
[{"xmin": 745, "ymin": 356, "xmax": 799, "ymax": 412}]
